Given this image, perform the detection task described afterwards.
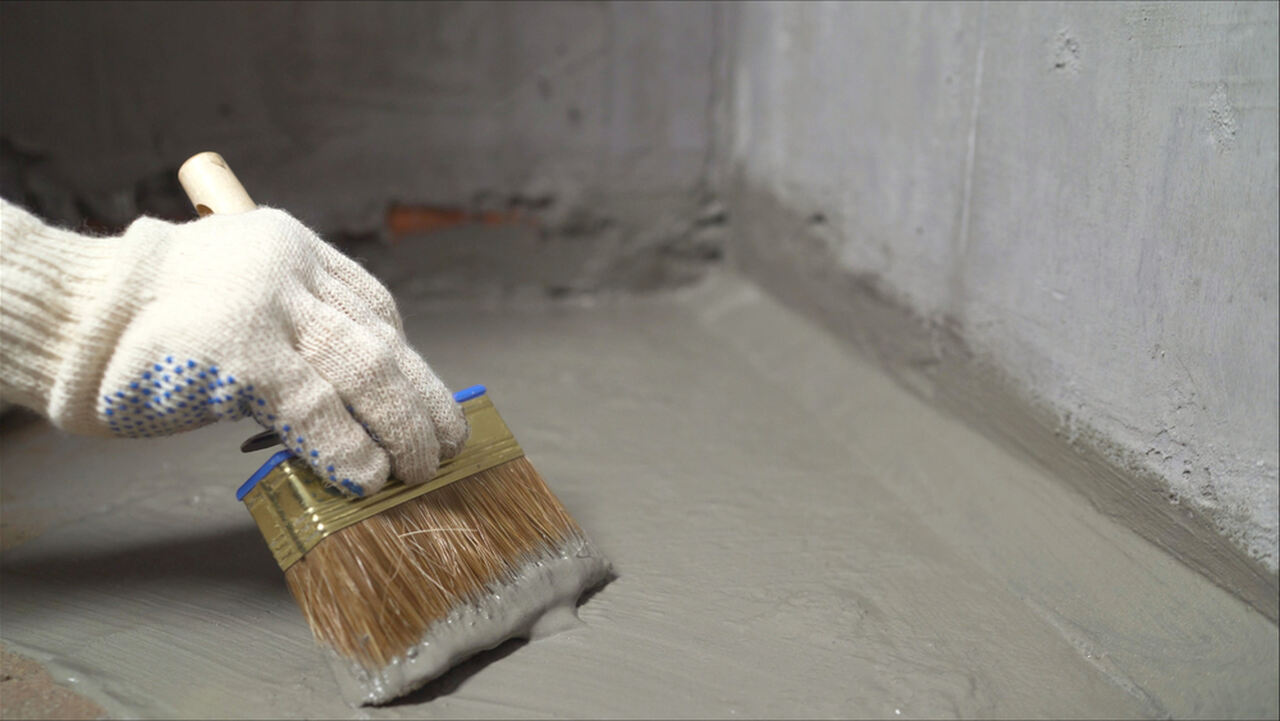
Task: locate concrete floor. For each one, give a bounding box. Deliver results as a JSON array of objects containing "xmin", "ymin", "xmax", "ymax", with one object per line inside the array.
[{"xmin": 1, "ymin": 270, "xmax": 1276, "ymax": 718}]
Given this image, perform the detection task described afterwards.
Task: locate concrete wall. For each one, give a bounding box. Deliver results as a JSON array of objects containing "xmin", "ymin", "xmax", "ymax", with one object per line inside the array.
[
  {"xmin": 3, "ymin": 0, "xmax": 1276, "ymax": 611},
  {"xmin": 724, "ymin": 0, "xmax": 1279, "ymax": 601},
  {"xmin": 1, "ymin": 1, "xmax": 723, "ymax": 295}
]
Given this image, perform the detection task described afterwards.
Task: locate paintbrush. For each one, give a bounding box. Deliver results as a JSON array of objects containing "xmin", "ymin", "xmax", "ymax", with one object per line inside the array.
[{"xmin": 177, "ymin": 152, "xmax": 611, "ymax": 705}]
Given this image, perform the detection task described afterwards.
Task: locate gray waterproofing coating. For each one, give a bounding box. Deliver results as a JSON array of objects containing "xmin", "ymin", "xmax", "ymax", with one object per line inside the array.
[
  {"xmin": 0, "ymin": 270, "xmax": 1276, "ymax": 718},
  {"xmin": 1, "ymin": 0, "xmax": 1275, "ymax": 580},
  {"xmin": 331, "ymin": 537, "xmax": 609, "ymax": 706}
]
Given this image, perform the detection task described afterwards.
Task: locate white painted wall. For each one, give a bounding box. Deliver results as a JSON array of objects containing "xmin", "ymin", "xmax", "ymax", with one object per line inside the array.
[{"xmin": 727, "ymin": 1, "xmax": 1279, "ymax": 571}]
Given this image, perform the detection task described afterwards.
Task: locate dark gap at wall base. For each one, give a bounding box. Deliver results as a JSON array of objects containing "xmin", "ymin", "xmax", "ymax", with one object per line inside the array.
[{"xmin": 1, "ymin": 135, "xmax": 729, "ymax": 303}]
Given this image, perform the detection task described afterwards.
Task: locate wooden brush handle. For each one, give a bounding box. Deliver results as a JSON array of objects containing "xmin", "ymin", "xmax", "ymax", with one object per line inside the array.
[{"xmin": 178, "ymin": 151, "xmax": 257, "ymax": 215}]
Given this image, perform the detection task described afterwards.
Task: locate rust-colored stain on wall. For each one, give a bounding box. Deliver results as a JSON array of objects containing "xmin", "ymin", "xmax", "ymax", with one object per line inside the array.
[{"xmin": 386, "ymin": 204, "xmax": 530, "ymax": 242}]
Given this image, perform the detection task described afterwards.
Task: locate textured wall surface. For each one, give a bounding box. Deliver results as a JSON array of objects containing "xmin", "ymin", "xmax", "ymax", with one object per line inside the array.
[
  {"xmin": 1, "ymin": 1, "xmax": 723, "ymax": 293},
  {"xmin": 2, "ymin": 0, "xmax": 1275, "ymax": 608},
  {"xmin": 725, "ymin": 2, "xmax": 1279, "ymax": 580}
]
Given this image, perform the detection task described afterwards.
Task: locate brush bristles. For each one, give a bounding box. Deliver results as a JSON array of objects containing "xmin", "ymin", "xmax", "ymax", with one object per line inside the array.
[{"xmin": 284, "ymin": 457, "xmax": 585, "ymax": 671}]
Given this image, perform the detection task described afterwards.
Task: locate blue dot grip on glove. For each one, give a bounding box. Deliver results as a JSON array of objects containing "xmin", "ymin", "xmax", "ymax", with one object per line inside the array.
[{"xmin": 236, "ymin": 385, "xmax": 486, "ymax": 500}]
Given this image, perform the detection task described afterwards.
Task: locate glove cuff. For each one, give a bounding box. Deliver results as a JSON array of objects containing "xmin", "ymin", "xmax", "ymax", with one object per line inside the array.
[{"xmin": 0, "ymin": 200, "xmax": 115, "ymax": 418}]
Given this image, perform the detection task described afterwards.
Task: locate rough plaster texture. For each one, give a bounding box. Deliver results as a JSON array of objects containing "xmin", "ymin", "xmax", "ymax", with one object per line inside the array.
[
  {"xmin": 1, "ymin": 271, "xmax": 1277, "ymax": 718},
  {"xmin": 724, "ymin": 2, "xmax": 1280, "ymax": 588},
  {"xmin": 0, "ymin": 644, "xmax": 106, "ymax": 720},
  {"xmin": 2, "ymin": 5, "xmax": 1278, "ymax": 708},
  {"xmin": 0, "ymin": 1, "xmax": 723, "ymax": 292}
]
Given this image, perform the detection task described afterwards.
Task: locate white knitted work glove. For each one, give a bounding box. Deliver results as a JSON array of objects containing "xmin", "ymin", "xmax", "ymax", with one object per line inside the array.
[{"xmin": 0, "ymin": 199, "xmax": 468, "ymax": 497}]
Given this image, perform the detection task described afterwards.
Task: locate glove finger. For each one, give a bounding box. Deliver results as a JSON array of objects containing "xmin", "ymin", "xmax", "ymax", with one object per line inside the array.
[
  {"xmin": 295, "ymin": 302, "xmax": 445, "ymax": 486},
  {"xmin": 251, "ymin": 349, "xmax": 392, "ymax": 497},
  {"xmin": 394, "ymin": 339, "xmax": 469, "ymax": 459},
  {"xmin": 313, "ymin": 243, "xmax": 403, "ymax": 330},
  {"xmin": 312, "ymin": 279, "xmax": 469, "ymax": 459}
]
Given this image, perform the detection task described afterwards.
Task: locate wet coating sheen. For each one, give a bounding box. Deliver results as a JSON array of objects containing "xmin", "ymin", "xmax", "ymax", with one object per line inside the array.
[
  {"xmin": 0, "ymin": 271, "xmax": 1275, "ymax": 718},
  {"xmin": 331, "ymin": 536, "xmax": 609, "ymax": 705}
]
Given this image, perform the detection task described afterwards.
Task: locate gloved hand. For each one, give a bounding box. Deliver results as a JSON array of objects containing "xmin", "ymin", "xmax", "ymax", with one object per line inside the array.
[{"xmin": 0, "ymin": 199, "xmax": 469, "ymax": 497}]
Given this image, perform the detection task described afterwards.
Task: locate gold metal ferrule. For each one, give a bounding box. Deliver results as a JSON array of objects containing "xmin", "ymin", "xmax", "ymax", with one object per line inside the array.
[{"xmin": 241, "ymin": 394, "xmax": 524, "ymax": 570}]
